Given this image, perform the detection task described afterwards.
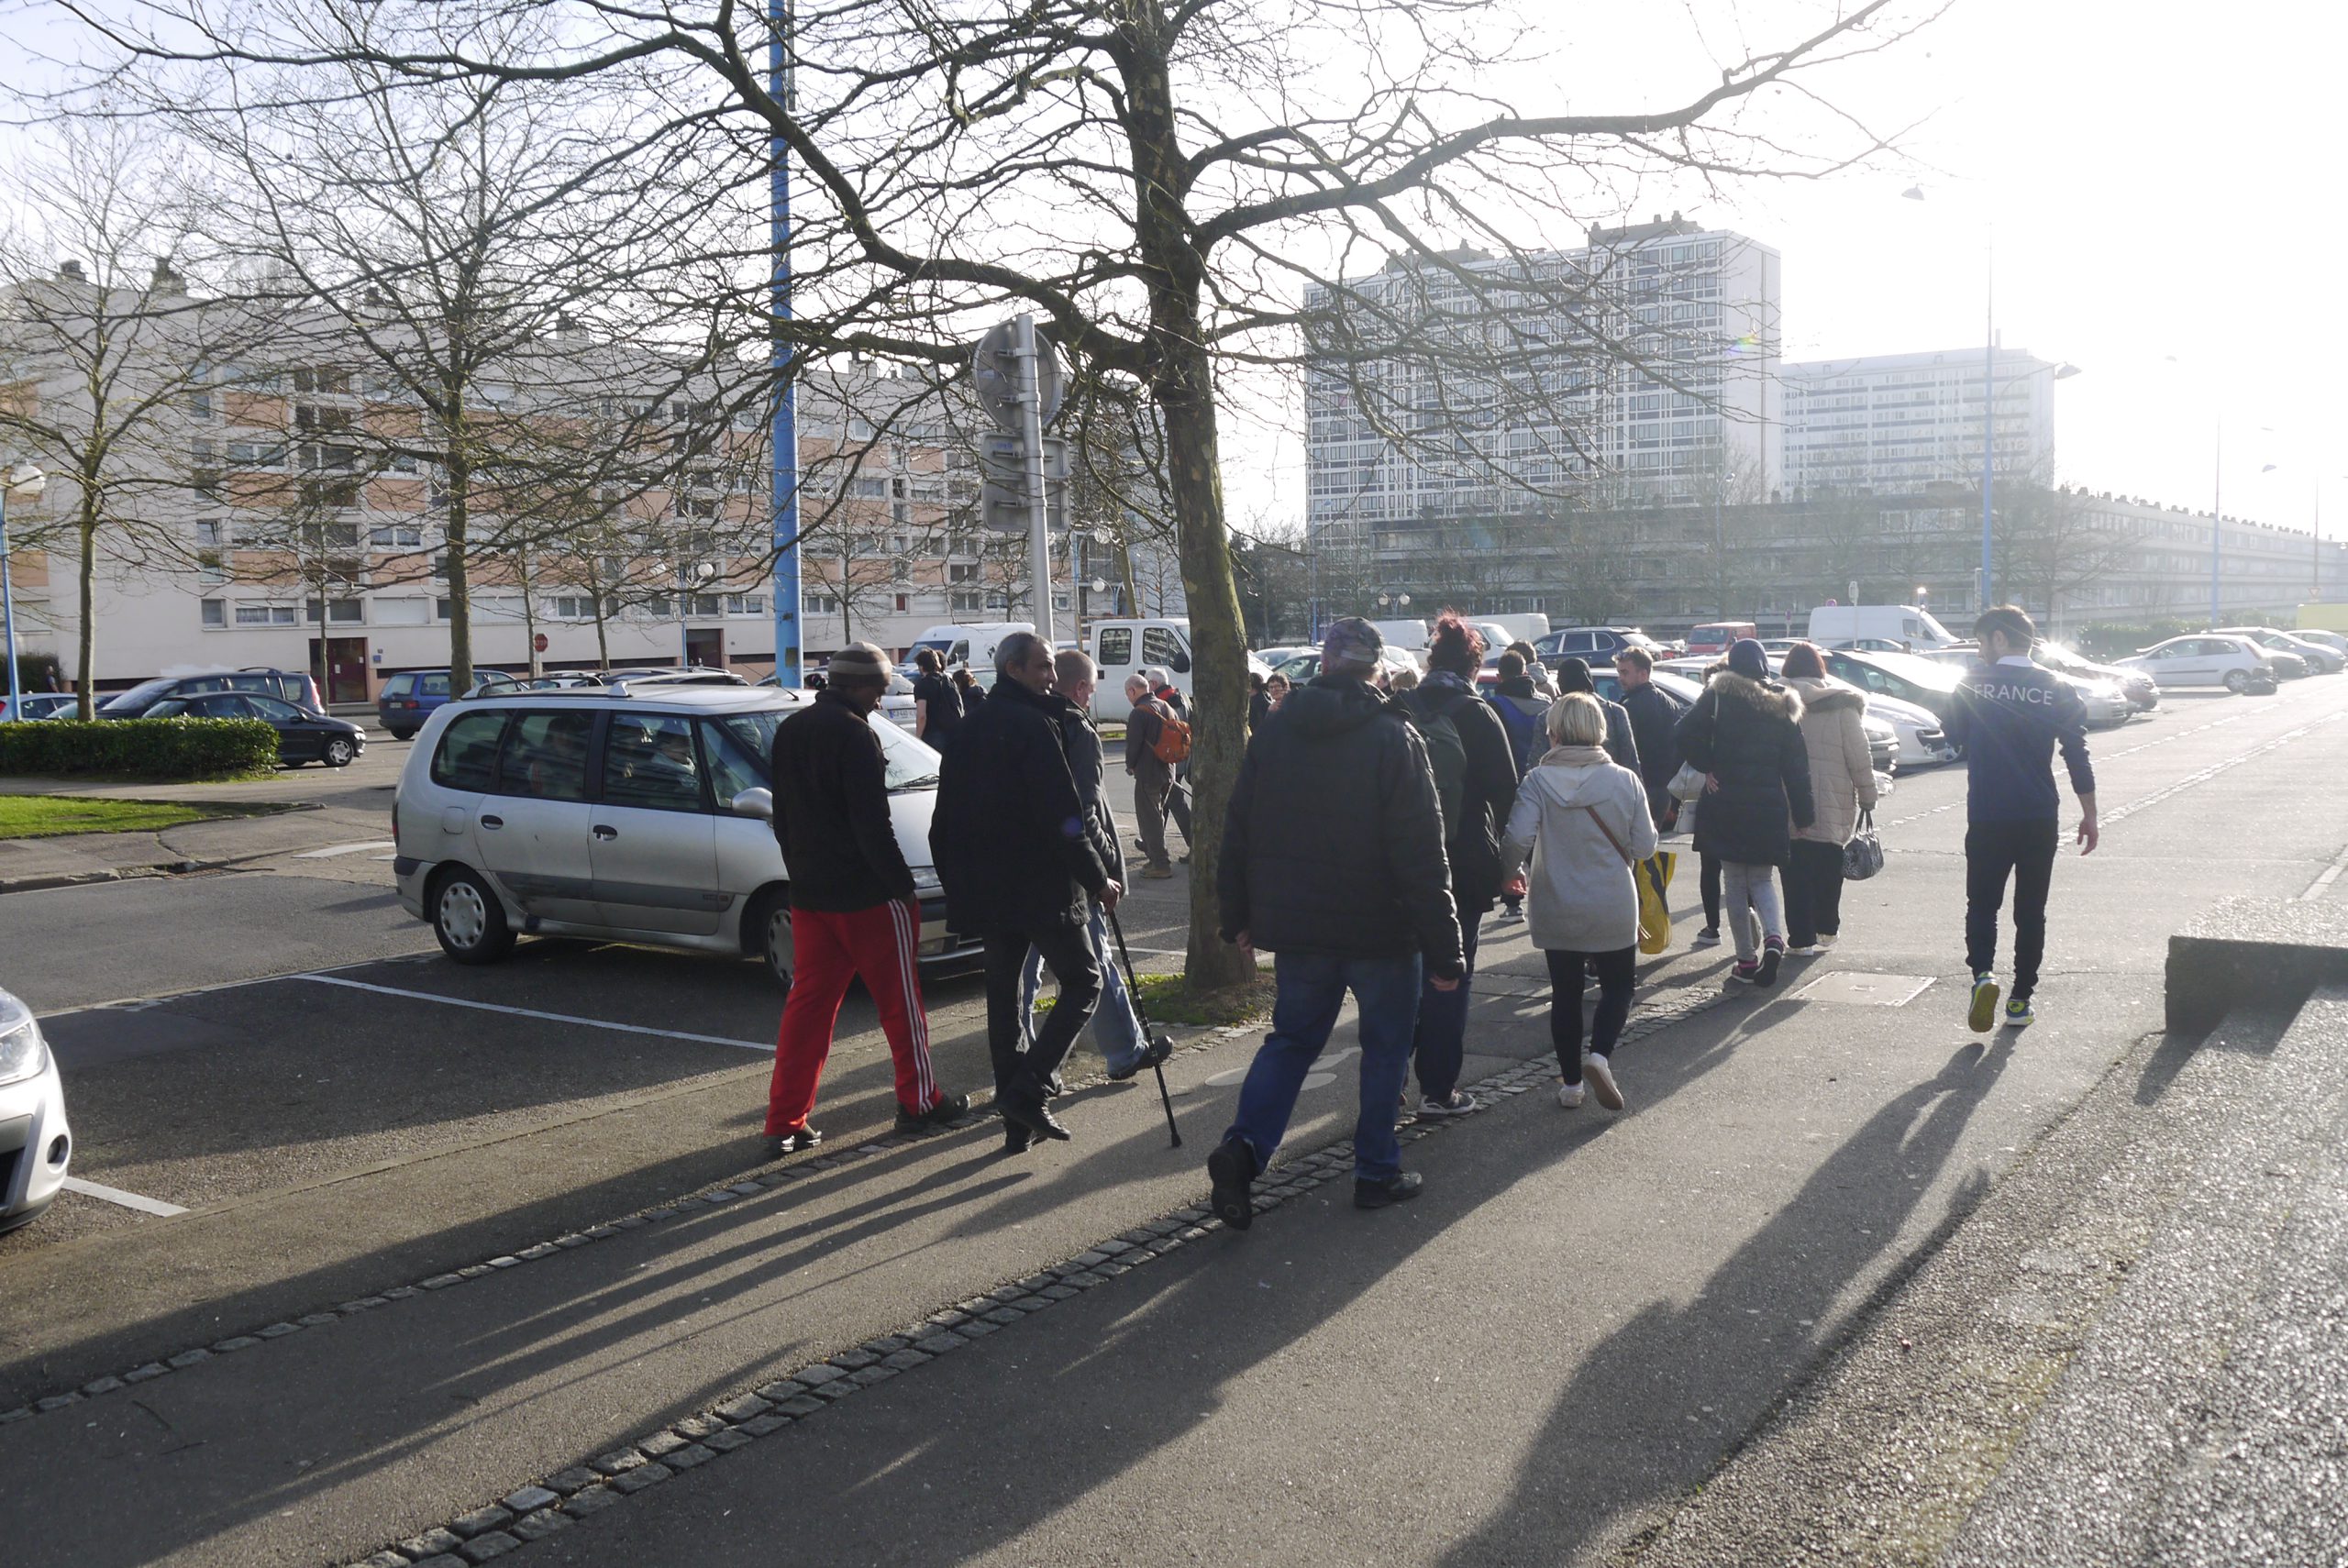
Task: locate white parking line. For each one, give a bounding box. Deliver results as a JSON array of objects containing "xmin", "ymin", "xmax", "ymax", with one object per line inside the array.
[
  {"xmin": 291, "ymin": 841, "xmax": 398, "ymax": 859},
  {"xmin": 61, "ymin": 1176, "xmax": 188, "ymax": 1217},
  {"xmin": 291, "ymin": 974, "xmax": 773, "ymax": 1053}
]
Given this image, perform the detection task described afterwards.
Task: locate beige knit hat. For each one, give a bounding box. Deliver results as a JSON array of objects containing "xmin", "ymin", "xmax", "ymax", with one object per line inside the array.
[{"xmin": 825, "ymin": 641, "xmax": 892, "ymax": 679}]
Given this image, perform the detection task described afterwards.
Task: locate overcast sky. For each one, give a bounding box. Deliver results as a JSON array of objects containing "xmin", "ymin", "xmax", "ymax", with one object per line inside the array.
[{"xmin": 6, "ymin": 0, "xmax": 2338, "ymax": 543}]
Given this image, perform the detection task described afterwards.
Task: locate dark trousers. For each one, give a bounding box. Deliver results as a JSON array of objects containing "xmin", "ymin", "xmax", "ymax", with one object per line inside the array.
[
  {"xmin": 1545, "ymin": 945, "xmax": 1637, "ymax": 1080},
  {"xmin": 1411, "ymin": 917, "xmax": 1481, "ymax": 1100},
  {"xmin": 1133, "ymin": 763, "xmax": 1191, "ymax": 868},
  {"xmin": 1784, "ymin": 840, "xmax": 1848, "ymax": 947},
  {"xmin": 982, "ymin": 919, "xmax": 1101, "ymax": 1103},
  {"xmin": 1965, "ymin": 817, "xmax": 2059, "ymax": 999},
  {"xmin": 1700, "ymin": 852, "xmax": 1722, "ymax": 929}
]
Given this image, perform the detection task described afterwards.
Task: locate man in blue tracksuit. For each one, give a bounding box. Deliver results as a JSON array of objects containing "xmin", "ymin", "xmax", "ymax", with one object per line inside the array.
[{"xmin": 1942, "ymin": 605, "xmax": 2099, "ymax": 1032}]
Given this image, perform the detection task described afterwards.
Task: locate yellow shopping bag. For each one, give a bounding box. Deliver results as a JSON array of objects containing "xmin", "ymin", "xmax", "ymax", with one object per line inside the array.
[{"xmin": 1636, "ymin": 851, "xmax": 1677, "ymax": 955}]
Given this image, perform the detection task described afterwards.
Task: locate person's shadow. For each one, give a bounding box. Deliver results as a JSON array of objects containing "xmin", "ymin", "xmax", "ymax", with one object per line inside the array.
[{"xmin": 1435, "ymin": 1036, "xmax": 2013, "ymax": 1566}]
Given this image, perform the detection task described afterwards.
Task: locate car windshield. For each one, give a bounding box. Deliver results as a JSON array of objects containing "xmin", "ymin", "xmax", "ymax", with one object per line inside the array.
[
  {"xmin": 98, "ymin": 676, "xmax": 182, "ymax": 712},
  {"xmin": 716, "ymin": 706, "xmax": 942, "ymax": 791}
]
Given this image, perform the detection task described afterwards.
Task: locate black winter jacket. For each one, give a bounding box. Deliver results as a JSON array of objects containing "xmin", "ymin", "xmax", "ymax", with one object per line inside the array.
[
  {"xmin": 1404, "ymin": 672, "xmax": 1520, "ymax": 917},
  {"xmin": 769, "ymin": 690, "xmax": 917, "ymax": 911},
  {"xmin": 1218, "ymin": 676, "xmax": 1463, "ymax": 973},
  {"xmin": 1619, "ymin": 682, "xmax": 1683, "ymax": 824},
  {"xmin": 1674, "ymin": 671, "xmax": 1815, "ymax": 867},
  {"xmin": 1051, "ymin": 692, "xmax": 1124, "ymax": 886},
  {"xmin": 932, "ymin": 675, "xmax": 1109, "ymax": 933}
]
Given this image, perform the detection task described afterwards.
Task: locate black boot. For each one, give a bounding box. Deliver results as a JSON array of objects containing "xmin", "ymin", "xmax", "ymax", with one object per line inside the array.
[
  {"xmin": 1207, "ymin": 1137, "xmax": 1256, "ymax": 1231},
  {"xmin": 1353, "ymin": 1171, "xmax": 1423, "ymax": 1209},
  {"xmin": 895, "ymin": 1091, "xmax": 973, "ymax": 1134},
  {"xmin": 998, "ymin": 1089, "xmax": 1071, "ymax": 1143}
]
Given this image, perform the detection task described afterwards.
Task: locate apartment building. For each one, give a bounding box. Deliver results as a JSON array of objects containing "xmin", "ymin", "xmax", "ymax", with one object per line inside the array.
[
  {"xmin": 1303, "ymin": 214, "xmax": 1784, "ymax": 549},
  {"xmin": 1783, "ymin": 347, "xmax": 2062, "ymax": 496},
  {"xmin": 4, "ymin": 263, "xmax": 1152, "ymax": 698}
]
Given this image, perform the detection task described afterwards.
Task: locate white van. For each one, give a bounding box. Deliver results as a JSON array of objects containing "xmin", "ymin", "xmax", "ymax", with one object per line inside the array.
[
  {"xmin": 1088, "ymin": 617, "xmax": 1196, "ymax": 721},
  {"xmin": 1488, "ymin": 613, "xmax": 1551, "ymax": 646},
  {"xmin": 1806, "ymin": 605, "xmax": 1959, "ymax": 651},
  {"xmin": 900, "ymin": 623, "xmax": 1036, "ymax": 677},
  {"xmin": 1368, "ymin": 618, "xmax": 1429, "ymax": 651}
]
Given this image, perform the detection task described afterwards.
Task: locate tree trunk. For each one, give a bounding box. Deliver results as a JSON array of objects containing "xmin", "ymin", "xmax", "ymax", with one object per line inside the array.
[
  {"xmin": 75, "ymin": 510, "xmax": 98, "ymax": 720},
  {"xmin": 445, "ymin": 443, "xmax": 474, "ymax": 690},
  {"xmin": 1157, "ymin": 338, "xmax": 1254, "ymax": 992}
]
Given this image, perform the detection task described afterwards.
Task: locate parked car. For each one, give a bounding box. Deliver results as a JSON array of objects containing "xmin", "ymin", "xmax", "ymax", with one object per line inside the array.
[
  {"xmin": 1860, "ymin": 690, "xmax": 1959, "ymax": 769},
  {"xmin": 755, "ymin": 668, "xmax": 918, "ymax": 732},
  {"xmin": 1820, "ymin": 648, "xmax": 1966, "ymax": 724},
  {"xmin": 2288, "ymin": 627, "xmax": 2348, "ymax": 660},
  {"xmin": 1271, "ymin": 646, "xmax": 1421, "ymax": 688},
  {"xmin": 2114, "ymin": 635, "xmax": 2276, "ymax": 693},
  {"xmin": 0, "ymin": 692, "xmax": 79, "ymax": 722},
  {"xmin": 1535, "ymin": 626, "xmax": 1661, "ymax": 664},
  {"xmin": 380, "ymin": 668, "xmax": 516, "ymax": 740},
  {"xmin": 474, "ymin": 672, "xmax": 607, "ymax": 695},
  {"xmin": 2217, "ymin": 626, "xmax": 2346, "ymax": 675},
  {"xmin": 144, "ymin": 691, "xmax": 368, "ymax": 767},
  {"xmin": 603, "ymin": 666, "xmax": 749, "ymax": 688},
  {"xmin": 391, "ymin": 685, "xmax": 978, "ymax": 987},
  {"xmin": 0, "ymin": 985, "xmax": 71, "ymax": 1234},
  {"xmin": 1584, "ymin": 667, "xmax": 1703, "ymax": 712},
  {"xmin": 98, "ymin": 667, "xmax": 324, "ymax": 720},
  {"xmin": 1831, "ymin": 635, "xmax": 1923, "ymax": 654},
  {"xmin": 1684, "ymin": 621, "xmax": 1758, "ymax": 657},
  {"xmin": 2037, "ymin": 643, "xmax": 2160, "ymax": 713}
]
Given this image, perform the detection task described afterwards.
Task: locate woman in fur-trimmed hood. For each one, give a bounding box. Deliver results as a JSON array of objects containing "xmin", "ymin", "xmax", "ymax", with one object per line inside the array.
[{"xmin": 1673, "ymin": 639, "xmax": 1815, "ymax": 983}]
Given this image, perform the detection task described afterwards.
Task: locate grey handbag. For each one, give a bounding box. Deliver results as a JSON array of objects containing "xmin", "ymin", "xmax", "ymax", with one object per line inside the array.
[{"xmin": 1843, "ymin": 806, "xmax": 1885, "ymax": 881}]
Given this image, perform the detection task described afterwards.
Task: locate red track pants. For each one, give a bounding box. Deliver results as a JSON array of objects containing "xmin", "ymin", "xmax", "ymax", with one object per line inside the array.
[{"xmin": 765, "ymin": 899, "xmax": 939, "ymax": 1136}]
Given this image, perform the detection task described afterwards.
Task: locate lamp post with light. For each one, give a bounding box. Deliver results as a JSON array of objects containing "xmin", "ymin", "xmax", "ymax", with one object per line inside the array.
[{"xmin": 2, "ymin": 463, "xmax": 49, "ymax": 723}]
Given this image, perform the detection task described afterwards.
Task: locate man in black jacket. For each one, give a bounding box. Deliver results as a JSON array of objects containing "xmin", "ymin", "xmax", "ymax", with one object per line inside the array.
[
  {"xmin": 1017, "ymin": 650, "xmax": 1173, "ymax": 1087},
  {"xmin": 1614, "ymin": 646, "xmax": 1681, "ymax": 829},
  {"xmin": 1207, "ymin": 617, "xmax": 1463, "ymax": 1229},
  {"xmin": 765, "ymin": 643, "xmax": 970, "ymax": 1157},
  {"xmin": 933, "ymin": 633, "xmax": 1122, "ymax": 1147},
  {"xmin": 1554, "ymin": 656, "xmax": 1642, "ymax": 776},
  {"xmin": 1403, "ymin": 615, "xmax": 1520, "ymax": 1118},
  {"xmin": 1124, "ymin": 673, "xmax": 1191, "ymax": 875}
]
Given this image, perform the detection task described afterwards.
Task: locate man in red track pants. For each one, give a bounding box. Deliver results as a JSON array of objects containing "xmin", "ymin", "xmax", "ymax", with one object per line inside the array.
[{"xmin": 763, "ymin": 643, "xmax": 970, "ymax": 1158}]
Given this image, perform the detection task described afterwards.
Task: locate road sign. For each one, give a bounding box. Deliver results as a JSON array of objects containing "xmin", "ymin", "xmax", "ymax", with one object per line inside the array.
[
  {"xmin": 980, "ymin": 478, "xmax": 1066, "ymax": 534},
  {"xmin": 533, "ymin": 633, "xmax": 548, "ymax": 653},
  {"xmin": 971, "ymin": 319, "xmax": 1066, "ymax": 433},
  {"xmin": 974, "ymin": 430, "xmax": 1069, "ymax": 482}
]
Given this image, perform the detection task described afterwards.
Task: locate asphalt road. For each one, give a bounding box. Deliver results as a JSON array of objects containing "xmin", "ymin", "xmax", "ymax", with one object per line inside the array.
[{"xmin": 0, "ymin": 676, "xmax": 2342, "ymax": 1567}]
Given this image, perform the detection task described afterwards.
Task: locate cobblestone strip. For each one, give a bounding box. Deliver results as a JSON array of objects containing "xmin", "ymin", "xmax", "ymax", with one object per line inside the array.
[
  {"xmin": 0, "ymin": 1024, "xmax": 1247, "ymax": 1429},
  {"xmin": 331, "ymin": 984, "xmax": 1733, "ymax": 1566}
]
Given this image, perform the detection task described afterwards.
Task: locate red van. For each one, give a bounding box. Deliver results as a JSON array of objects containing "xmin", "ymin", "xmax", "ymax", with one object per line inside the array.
[{"xmin": 1686, "ymin": 622, "xmax": 1758, "ymax": 658}]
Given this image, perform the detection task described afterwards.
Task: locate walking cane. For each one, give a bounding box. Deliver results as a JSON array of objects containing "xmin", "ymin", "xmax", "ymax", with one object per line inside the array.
[{"xmin": 1106, "ymin": 903, "xmax": 1182, "ymax": 1148}]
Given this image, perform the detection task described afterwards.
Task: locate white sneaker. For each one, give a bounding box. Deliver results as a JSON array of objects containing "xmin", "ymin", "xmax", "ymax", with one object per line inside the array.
[
  {"xmin": 1556, "ymin": 1080, "xmax": 1585, "ymax": 1110},
  {"xmin": 1585, "ymin": 1054, "xmax": 1624, "ymax": 1111},
  {"xmin": 1417, "ymin": 1089, "xmax": 1478, "ymax": 1118},
  {"xmin": 1813, "ymin": 933, "xmax": 1838, "ymax": 951}
]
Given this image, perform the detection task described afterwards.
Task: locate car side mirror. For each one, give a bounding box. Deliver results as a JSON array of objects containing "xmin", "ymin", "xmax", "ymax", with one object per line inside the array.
[
  {"xmin": 731, "ymin": 787, "xmax": 774, "ymax": 822},
  {"xmin": 1168, "ymin": 650, "xmax": 1191, "ymax": 674}
]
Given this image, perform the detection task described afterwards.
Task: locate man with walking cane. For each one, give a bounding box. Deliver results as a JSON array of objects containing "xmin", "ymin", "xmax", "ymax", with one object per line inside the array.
[
  {"xmin": 933, "ymin": 633, "xmax": 1123, "ymax": 1151},
  {"xmin": 1206, "ymin": 617, "xmax": 1463, "ymax": 1229},
  {"xmin": 1017, "ymin": 649, "xmax": 1175, "ymax": 1090}
]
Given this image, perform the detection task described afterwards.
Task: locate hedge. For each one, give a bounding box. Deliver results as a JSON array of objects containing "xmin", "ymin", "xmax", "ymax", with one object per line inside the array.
[{"xmin": 0, "ymin": 717, "xmax": 282, "ymax": 780}]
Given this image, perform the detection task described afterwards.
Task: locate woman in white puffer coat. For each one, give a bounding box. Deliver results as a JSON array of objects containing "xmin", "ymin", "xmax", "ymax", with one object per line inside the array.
[
  {"xmin": 1500, "ymin": 692, "xmax": 1659, "ymax": 1113},
  {"xmin": 1778, "ymin": 641, "xmax": 1877, "ymax": 955}
]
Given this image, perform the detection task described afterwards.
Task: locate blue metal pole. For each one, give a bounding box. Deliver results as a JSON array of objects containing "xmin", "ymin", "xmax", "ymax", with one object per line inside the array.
[
  {"xmin": 2210, "ymin": 420, "xmax": 2222, "ymax": 626},
  {"xmin": 769, "ymin": 1, "xmax": 803, "ymax": 685},
  {"xmin": 1, "ymin": 487, "xmax": 20, "ymax": 723}
]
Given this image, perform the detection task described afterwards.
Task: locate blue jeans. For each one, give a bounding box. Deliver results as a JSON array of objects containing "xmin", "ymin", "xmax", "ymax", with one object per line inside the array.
[
  {"xmin": 1412, "ymin": 917, "xmax": 1480, "ymax": 1101},
  {"xmin": 1020, "ymin": 899, "xmax": 1146, "ymax": 1075},
  {"xmin": 1224, "ymin": 951, "xmax": 1423, "ymax": 1183}
]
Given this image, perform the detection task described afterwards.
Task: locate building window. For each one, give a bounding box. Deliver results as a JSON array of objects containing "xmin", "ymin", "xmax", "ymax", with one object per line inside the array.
[
  {"xmin": 200, "ymin": 599, "xmax": 226, "ymax": 627},
  {"xmin": 370, "ymin": 521, "xmax": 424, "ymax": 548},
  {"xmin": 950, "ymin": 591, "xmax": 984, "ymax": 614},
  {"xmin": 725, "ymin": 594, "xmax": 766, "ymax": 615},
  {"xmin": 948, "ymin": 561, "xmax": 979, "ymax": 583},
  {"xmin": 305, "ymin": 598, "xmax": 366, "ymax": 624},
  {"xmin": 236, "ymin": 602, "xmax": 298, "ymax": 625},
  {"xmin": 807, "ymin": 591, "xmax": 840, "ymax": 614},
  {"xmin": 893, "ymin": 592, "xmax": 911, "ymax": 613}
]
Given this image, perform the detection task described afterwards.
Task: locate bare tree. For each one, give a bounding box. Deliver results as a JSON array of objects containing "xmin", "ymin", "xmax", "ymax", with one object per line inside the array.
[
  {"xmin": 74, "ymin": 0, "xmax": 1933, "ymax": 986},
  {"xmin": 0, "ymin": 120, "xmax": 280, "ymax": 714}
]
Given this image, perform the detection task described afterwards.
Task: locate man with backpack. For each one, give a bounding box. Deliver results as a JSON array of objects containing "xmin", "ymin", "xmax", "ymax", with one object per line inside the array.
[
  {"xmin": 1403, "ymin": 615, "xmax": 1520, "ymax": 1117},
  {"xmin": 1124, "ymin": 672, "xmax": 1192, "ymax": 877}
]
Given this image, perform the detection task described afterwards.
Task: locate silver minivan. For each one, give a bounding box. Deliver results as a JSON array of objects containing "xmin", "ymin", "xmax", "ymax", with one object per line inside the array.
[{"xmin": 392, "ymin": 686, "xmax": 975, "ymax": 986}]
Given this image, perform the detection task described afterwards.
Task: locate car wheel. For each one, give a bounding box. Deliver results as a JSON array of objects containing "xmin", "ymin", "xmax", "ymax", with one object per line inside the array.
[
  {"xmin": 432, "ymin": 867, "xmax": 515, "ymax": 965},
  {"xmin": 323, "ymin": 736, "xmax": 355, "ymax": 767},
  {"xmin": 2224, "ymin": 669, "xmax": 2249, "ymax": 693},
  {"xmin": 388, "ymin": 727, "xmax": 416, "ymax": 742},
  {"xmin": 747, "ymin": 888, "xmax": 793, "ymax": 989}
]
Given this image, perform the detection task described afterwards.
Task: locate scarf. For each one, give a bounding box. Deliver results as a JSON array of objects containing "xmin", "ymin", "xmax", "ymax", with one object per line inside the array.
[{"xmin": 1538, "ymin": 744, "xmax": 1610, "ymax": 767}]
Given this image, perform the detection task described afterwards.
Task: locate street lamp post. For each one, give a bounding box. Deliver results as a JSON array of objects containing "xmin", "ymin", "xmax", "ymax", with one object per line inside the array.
[
  {"xmin": 2, "ymin": 464, "xmax": 49, "ymax": 723},
  {"xmin": 768, "ymin": 0, "xmax": 803, "ymax": 687}
]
